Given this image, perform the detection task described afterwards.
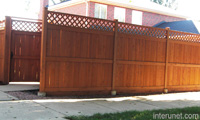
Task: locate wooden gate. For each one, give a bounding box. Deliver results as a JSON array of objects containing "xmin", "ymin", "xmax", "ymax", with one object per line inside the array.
[
  {"xmin": 0, "ymin": 17, "xmax": 42, "ymax": 84},
  {"xmin": 9, "ymin": 18, "xmax": 42, "ymax": 82},
  {"xmin": 10, "ymin": 31, "xmax": 41, "ymax": 82}
]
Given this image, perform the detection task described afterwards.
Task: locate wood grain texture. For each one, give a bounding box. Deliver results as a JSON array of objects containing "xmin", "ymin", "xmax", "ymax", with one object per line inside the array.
[
  {"xmin": 45, "ymin": 62, "xmax": 112, "ymax": 89},
  {"xmin": 46, "ymin": 29, "xmax": 114, "ymax": 59},
  {"xmin": 167, "ymin": 65, "xmax": 200, "ymax": 86},
  {"xmin": 40, "ymin": 7, "xmax": 48, "ymax": 92},
  {"xmin": 40, "ymin": 11, "xmax": 200, "ymax": 95},
  {"xmin": 115, "ymin": 64, "xmax": 165, "ymax": 88},
  {"xmin": 10, "ymin": 31, "xmax": 41, "ymax": 82},
  {"xmin": 168, "ymin": 40, "xmax": 200, "ymax": 64},
  {"xmin": 44, "ymin": 25, "xmax": 114, "ymax": 92},
  {"xmin": 117, "ymin": 34, "xmax": 166, "ymax": 62},
  {"xmin": 0, "ymin": 30, "xmax": 5, "ymax": 84},
  {"xmin": 3, "ymin": 17, "xmax": 11, "ymax": 84}
]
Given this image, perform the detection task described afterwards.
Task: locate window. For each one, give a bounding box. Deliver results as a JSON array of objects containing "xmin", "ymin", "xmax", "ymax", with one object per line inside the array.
[
  {"xmin": 95, "ymin": 3, "xmax": 107, "ymax": 19},
  {"xmin": 114, "ymin": 7, "xmax": 125, "ymax": 22},
  {"xmin": 132, "ymin": 10, "xmax": 143, "ymax": 25}
]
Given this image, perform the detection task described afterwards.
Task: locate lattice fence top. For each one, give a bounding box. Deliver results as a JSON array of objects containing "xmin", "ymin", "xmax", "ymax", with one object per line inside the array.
[
  {"xmin": 12, "ymin": 20, "xmax": 42, "ymax": 32},
  {"xmin": 118, "ymin": 22, "xmax": 167, "ymax": 38},
  {"xmin": 47, "ymin": 11, "xmax": 115, "ymax": 32},
  {"xmin": 0, "ymin": 20, "xmax": 5, "ymax": 30},
  {"xmin": 169, "ymin": 30, "xmax": 200, "ymax": 42},
  {"xmin": 46, "ymin": 11, "xmax": 200, "ymax": 42}
]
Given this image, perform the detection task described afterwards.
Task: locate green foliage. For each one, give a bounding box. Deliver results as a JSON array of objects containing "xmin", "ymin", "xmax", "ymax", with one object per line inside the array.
[
  {"xmin": 65, "ymin": 107, "xmax": 200, "ymax": 120},
  {"xmin": 24, "ymin": 0, "xmax": 31, "ymax": 11},
  {"xmin": 50, "ymin": 0, "xmax": 68, "ymax": 5},
  {"xmin": 150, "ymin": 0, "xmax": 178, "ymax": 10},
  {"xmin": 60, "ymin": 0, "xmax": 68, "ymax": 2}
]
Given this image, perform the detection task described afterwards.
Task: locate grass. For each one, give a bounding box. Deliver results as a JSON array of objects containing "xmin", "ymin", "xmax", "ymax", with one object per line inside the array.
[{"xmin": 65, "ymin": 107, "xmax": 200, "ymax": 120}]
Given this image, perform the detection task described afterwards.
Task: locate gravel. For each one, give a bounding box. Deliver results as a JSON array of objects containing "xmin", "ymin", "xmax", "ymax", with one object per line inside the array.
[{"xmin": 5, "ymin": 90, "xmax": 163, "ymax": 100}]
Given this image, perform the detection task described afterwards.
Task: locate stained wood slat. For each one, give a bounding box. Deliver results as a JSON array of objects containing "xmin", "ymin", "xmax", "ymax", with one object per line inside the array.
[
  {"xmin": 39, "ymin": 10, "xmax": 200, "ymax": 95},
  {"xmin": 0, "ymin": 30, "xmax": 5, "ymax": 84},
  {"xmin": 10, "ymin": 31, "xmax": 41, "ymax": 82}
]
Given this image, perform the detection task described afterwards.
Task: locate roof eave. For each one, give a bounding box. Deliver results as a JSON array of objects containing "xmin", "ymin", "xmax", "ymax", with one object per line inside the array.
[
  {"xmin": 48, "ymin": 0, "xmax": 86, "ymax": 11},
  {"xmin": 48, "ymin": 0, "xmax": 189, "ymax": 19}
]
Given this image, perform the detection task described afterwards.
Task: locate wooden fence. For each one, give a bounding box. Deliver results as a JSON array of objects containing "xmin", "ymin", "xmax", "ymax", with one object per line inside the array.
[
  {"xmin": 0, "ymin": 19, "xmax": 9, "ymax": 84},
  {"xmin": 0, "ymin": 21, "xmax": 5, "ymax": 84},
  {"xmin": 0, "ymin": 17, "xmax": 42, "ymax": 84},
  {"xmin": 40, "ymin": 9, "xmax": 200, "ymax": 95}
]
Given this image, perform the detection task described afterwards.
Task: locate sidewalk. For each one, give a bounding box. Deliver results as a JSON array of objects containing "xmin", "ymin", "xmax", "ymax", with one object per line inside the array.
[
  {"xmin": 1, "ymin": 83, "xmax": 200, "ymax": 120},
  {"xmin": 32, "ymin": 92, "xmax": 200, "ymax": 116},
  {"xmin": 0, "ymin": 82, "xmax": 39, "ymax": 92}
]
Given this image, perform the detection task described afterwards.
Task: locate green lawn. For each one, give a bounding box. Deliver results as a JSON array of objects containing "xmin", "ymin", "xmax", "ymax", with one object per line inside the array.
[{"xmin": 65, "ymin": 107, "xmax": 200, "ymax": 120}]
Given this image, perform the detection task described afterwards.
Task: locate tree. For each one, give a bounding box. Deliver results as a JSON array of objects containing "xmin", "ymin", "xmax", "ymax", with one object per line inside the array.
[
  {"xmin": 50, "ymin": 0, "xmax": 70, "ymax": 5},
  {"xmin": 150, "ymin": 0, "xmax": 178, "ymax": 10},
  {"xmin": 24, "ymin": 0, "xmax": 31, "ymax": 11},
  {"xmin": 60, "ymin": 0, "xmax": 67, "ymax": 2}
]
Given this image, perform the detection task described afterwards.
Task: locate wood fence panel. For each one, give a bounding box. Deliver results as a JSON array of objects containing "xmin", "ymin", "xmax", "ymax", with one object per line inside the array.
[
  {"xmin": 10, "ymin": 31, "xmax": 41, "ymax": 82},
  {"xmin": 167, "ymin": 31, "xmax": 200, "ymax": 91},
  {"xmin": 13, "ymin": 33, "xmax": 41, "ymax": 57},
  {"xmin": 168, "ymin": 41, "xmax": 200, "ymax": 64},
  {"xmin": 115, "ymin": 64, "xmax": 165, "ymax": 87},
  {"xmin": 0, "ymin": 30, "xmax": 5, "ymax": 84},
  {"xmin": 115, "ymin": 33, "xmax": 166, "ymax": 92},
  {"xmin": 167, "ymin": 65, "xmax": 200, "ymax": 86},
  {"xmin": 46, "ymin": 27, "xmax": 114, "ymax": 59},
  {"xmin": 45, "ymin": 62, "xmax": 112, "ymax": 89},
  {"xmin": 40, "ymin": 10, "xmax": 200, "ymax": 95},
  {"xmin": 10, "ymin": 59, "xmax": 40, "ymax": 82},
  {"xmin": 44, "ymin": 27, "xmax": 114, "ymax": 92},
  {"xmin": 117, "ymin": 34, "xmax": 166, "ymax": 62}
]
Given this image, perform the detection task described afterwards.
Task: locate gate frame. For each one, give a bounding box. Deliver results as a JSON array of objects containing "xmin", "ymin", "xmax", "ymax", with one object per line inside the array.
[
  {"xmin": 0, "ymin": 16, "xmax": 11, "ymax": 85},
  {"xmin": 0, "ymin": 16, "xmax": 42, "ymax": 84}
]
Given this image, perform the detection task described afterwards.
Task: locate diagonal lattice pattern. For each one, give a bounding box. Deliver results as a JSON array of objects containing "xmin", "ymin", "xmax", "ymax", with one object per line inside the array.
[
  {"xmin": 47, "ymin": 11, "xmax": 115, "ymax": 32},
  {"xmin": 12, "ymin": 20, "xmax": 42, "ymax": 32},
  {"xmin": 47, "ymin": 11, "xmax": 200, "ymax": 42},
  {"xmin": 0, "ymin": 20, "xmax": 5, "ymax": 30},
  {"xmin": 169, "ymin": 31, "xmax": 200, "ymax": 42},
  {"xmin": 118, "ymin": 22, "xmax": 167, "ymax": 38}
]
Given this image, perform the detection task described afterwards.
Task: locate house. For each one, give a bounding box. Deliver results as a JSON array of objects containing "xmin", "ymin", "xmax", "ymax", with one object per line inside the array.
[
  {"xmin": 40, "ymin": 0, "xmax": 188, "ymax": 27},
  {"xmin": 154, "ymin": 20, "xmax": 200, "ymax": 34}
]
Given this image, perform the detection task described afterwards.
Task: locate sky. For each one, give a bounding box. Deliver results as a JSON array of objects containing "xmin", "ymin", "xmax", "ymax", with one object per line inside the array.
[
  {"xmin": 176, "ymin": 0, "xmax": 200, "ymax": 20},
  {"xmin": 0, "ymin": 0, "xmax": 40, "ymax": 20},
  {"xmin": 0, "ymin": 0, "xmax": 200, "ymax": 20}
]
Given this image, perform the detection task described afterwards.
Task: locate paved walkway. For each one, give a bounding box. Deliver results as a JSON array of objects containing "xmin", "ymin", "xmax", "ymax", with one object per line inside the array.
[
  {"xmin": 1, "ymin": 83, "xmax": 200, "ymax": 120},
  {"xmin": 0, "ymin": 82, "xmax": 39, "ymax": 92}
]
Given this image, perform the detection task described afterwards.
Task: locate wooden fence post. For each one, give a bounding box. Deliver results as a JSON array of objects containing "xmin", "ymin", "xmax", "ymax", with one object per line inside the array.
[
  {"xmin": 164, "ymin": 27, "xmax": 170, "ymax": 93},
  {"xmin": 3, "ymin": 16, "xmax": 11, "ymax": 85},
  {"xmin": 39, "ymin": 7, "xmax": 48, "ymax": 94},
  {"xmin": 111, "ymin": 19, "xmax": 118, "ymax": 95}
]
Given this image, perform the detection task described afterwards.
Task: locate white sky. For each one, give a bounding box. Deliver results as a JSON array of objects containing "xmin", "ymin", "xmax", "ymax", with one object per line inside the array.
[
  {"xmin": 0, "ymin": 0, "xmax": 200, "ymax": 20},
  {"xmin": 176, "ymin": 0, "xmax": 200, "ymax": 20},
  {"xmin": 0, "ymin": 0, "xmax": 40, "ymax": 20}
]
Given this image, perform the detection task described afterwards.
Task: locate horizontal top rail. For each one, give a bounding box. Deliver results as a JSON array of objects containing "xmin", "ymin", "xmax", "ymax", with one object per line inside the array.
[{"xmin": 10, "ymin": 16, "xmax": 42, "ymax": 22}]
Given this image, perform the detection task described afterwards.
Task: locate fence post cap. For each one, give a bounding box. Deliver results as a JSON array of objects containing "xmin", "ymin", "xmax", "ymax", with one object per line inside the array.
[{"xmin": 165, "ymin": 27, "xmax": 170, "ymax": 30}]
